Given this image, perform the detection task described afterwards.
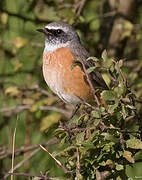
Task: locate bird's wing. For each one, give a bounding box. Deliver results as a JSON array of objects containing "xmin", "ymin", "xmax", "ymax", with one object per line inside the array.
[{"xmin": 70, "ymin": 44, "xmax": 108, "ymax": 90}]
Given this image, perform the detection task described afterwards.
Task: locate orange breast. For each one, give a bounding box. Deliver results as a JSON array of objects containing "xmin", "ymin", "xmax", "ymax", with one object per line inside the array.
[{"xmin": 43, "ymin": 47, "xmax": 93, "ymax": 104}]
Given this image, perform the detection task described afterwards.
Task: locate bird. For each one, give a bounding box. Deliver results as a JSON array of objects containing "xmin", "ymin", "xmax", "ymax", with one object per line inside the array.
[{"xmin": 37, "ymin": 22, "xmax": 108, "ymax": 106}]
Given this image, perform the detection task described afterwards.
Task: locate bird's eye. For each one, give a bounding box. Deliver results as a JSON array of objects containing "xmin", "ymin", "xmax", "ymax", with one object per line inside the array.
[{"xmin": 56, "ymin": 29, "xmax": 62, "ymax": 34}]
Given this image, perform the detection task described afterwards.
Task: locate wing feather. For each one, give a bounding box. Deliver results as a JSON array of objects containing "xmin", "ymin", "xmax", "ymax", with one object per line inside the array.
[{"xmin": 70, "ymin": 44, "xmax": 108, "ymax": 90}]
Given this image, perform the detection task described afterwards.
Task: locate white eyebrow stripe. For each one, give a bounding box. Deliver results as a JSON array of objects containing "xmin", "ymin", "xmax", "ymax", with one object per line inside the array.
[{"xmin": 45, "ymin": 25, "xmax": 67, "ymax": 31}]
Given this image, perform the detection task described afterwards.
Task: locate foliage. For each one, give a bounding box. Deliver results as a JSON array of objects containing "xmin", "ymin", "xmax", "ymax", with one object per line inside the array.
[
  {"xmin": 52, "ymin": 51, "xmax": 141, "ymax": 179},
  {"xmin": 0, "ymin": 0, "xmax": 142, "ymax": 180}
]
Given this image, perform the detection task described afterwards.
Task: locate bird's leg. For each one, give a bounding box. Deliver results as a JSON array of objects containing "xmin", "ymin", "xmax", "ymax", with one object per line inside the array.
[
  {"xmin": 59, "ymin": 104, "xmax": 80, "ymax": 144},
  {"xmin": 69, "ymin": 103, "xmax": 81, "ymax": 120}
]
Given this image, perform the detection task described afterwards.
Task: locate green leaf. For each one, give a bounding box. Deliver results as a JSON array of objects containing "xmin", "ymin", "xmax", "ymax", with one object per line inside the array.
[
  {"xmin": 101, "ymin": 50, "xmax": 113, "ymax": 68},
  {"xmin": 102, "ymin": 50, "xmax": 108, "ymax": 61},
  {"xmin": 76, "ymin": 132, "xmax": 85, "ymax": 146},
  {"xmin": 5, "ymin": 86, "xmax": 19, "ymax": 96},
  {"xmin": 1, "ymin": 13, "xmax": 8, "ymax": 24},
  {"xmin": 114, "ymin": 85, "xmax": 127, "ymax": 97},
  {"xmin": 40, "ymin": 113, "xmax": 61, "ymax": 131},
  {"xmin": 123, "ymin": 151, "xmax": 135, "ymax": 163},
  {"xmin": 89, "ymin": 19, "xmax": 100, "ymax": 31},
  {"xmin": 86, "ymin": 66, "xmax": 96, "ymax": 73},
  {"xmin": 106, "ymin": 100, "xmax": 115, "ymax": 105},
  {"xmin": 121, "ymin": 20, "xmax": 133, "ymax": 40},
  {"xmin": 75, "ymin": 174, "xmax": 83, "ymax": 180},
  {"xmin": 122, "ymin": 104, "xmax": 127, "ymax": 119},
  {"xmin": 118, "ymin": 59, "xmax": 123, "ymax": 67},
  {"xmin": 116, "ymin": 176, "xmax": 122, "ymax": 180},
  {"xmin": 107, "ymin": 103, "xmax": 118, "ymax": 113},
  {"xmin": 101, "ymin": 90, "xmax": 117, "ymax": 101},
  {"xmin": 102, "ymin": 133, "xmax": 119, "ymax": 143},
  {"xmin": 126, "ymin": 138, "xmax": 142, "ymax": 149},
  {"xmin": 92, "ymin": 110, "xmax": 101, "ymax": 119},
  {"xmin": 116, "ymin": 164, "xmax": 124, "ymax": 171},
  {"xmin": 102, "ymin": 73, "xmax": 111, "ymax": 86},
  {"xmin": 83, "ymin": 141, "xmax": 95, "ymax": 150},
  {"xmin": 71, "ymin": 61, "xmax": 82, "ymax": 70},
  {"xmin": 23, "ymin": 98, "xmax": 34, "ymax": 105},
  {"xmin": 101, "ymin": 90, "xmax": 119, "ymax": 113},
  {"xmin": 69, "ymin": 114, "xmax": 85, "ymax": 126},
  {"xmin": 126, "ymin": 104, "xmax": 136, "ymax": 110},
  {"xmin": 99, "ymin": 161, "xmax": 106, "ymax": 166},
  {"xmin": 86, "ymin": 57, "xmax": 99, "ymax": 62},
  {"xmin": 93, "ymin": 119, "xmax": 101, "ymax": 126}
]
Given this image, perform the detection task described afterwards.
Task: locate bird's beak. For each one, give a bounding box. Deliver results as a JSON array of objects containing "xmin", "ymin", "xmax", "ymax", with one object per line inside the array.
[
  {"xmin": 36, "ymin": 28, "xmax": 53, "ymax": 36},
  {"xmin": 36, "ymin": 28, "xmax": 44, "ymax": 33}
]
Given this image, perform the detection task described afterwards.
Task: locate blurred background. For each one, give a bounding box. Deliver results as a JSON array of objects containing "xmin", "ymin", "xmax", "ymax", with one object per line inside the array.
[{"xmin": 0, "ymin": 0, "xmax": 142, "ymax": 179}]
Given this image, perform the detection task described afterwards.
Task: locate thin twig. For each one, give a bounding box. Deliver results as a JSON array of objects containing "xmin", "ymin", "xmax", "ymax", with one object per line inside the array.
[
  {"xmin": 70, "ymin": 126, "xmax": 140, "ymax": 134},
  {"xmin": 120, "ymin": 132, "xmax": 125, "ymax": 151},
  {"xmin": 108, "ymin": 69, "xmax": 119, "ymax": 86},
  {"xmin": 0, "ymin": 105, "xmax": 70, "ymax": 117},
  {"xmin": 39, "ymin": 145, "xmax": 65, "ymax": 171},
  {"xmin": 80, "ymin": 61, "xmax": 100, "ymax": 107},
  {"xmin": 40, "ymin": 106, "xmax": 71, "ymax": 117},
  {"xmin": 11, "ymin": 116, "xmax": 18, "ymax": 180},
  {"xmin": 7, "ymin": 172, "xmax": 55, "ymax": 180},
  {"xmin": 74, "ymin": 0, "xmax": 86, "ymax": 17},
  {"xmin": 39, "ymin": 145, "xmax": 72, "ymax": 175},
  {"xmin": 20, "ymin": 84, "xmax": 55, "ymax": 98},
  {"xmin": 4, "ymin": 139, "xmax": 58, "ymax": 179},
  {"xmin": 82, "ymin": 101, "xmax": 100, "ymax": 111},
  {"xmin": 4, "ymin": 148, "xmax": 40, "ymax": 179},
  {"xmin": 8, "ymin": 172, "xmax": 44, "ymax": 179},
  {"xmin": 76, "ymin": 148, "xmax": 80, "ymax": 177},
  {"xmin": 0, "ymin": 105, "xmax": 30, "ymax": 113},
  {"xmin": 0, "ymin": 138, "xmax": 58, "ymax": 159}
]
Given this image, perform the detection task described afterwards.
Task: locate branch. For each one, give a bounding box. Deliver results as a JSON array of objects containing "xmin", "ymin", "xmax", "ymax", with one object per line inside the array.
[
  {"xmin": 20, "ymin": 84, "xmax": 55, "ymax": 98},
  {"xmin": 0, "ymin": 8, "xmax": 51, "ymax": 24},
  {"xmin": 0, "ymin": 105, "xmax": 71, "ymax": 117},
  {"xmin": 4, "ymin": 148, "xmax": 40, "ymax": 179},
  {"xmin": 4, "ymin": 138, "xmax": 59, "ymax": 179},
  {"xmin": 39, "ymin": 145, "xmax": 73, "ymax": 176},
  {"xmin": 74, "ymin": 0, "xmax": 87, "ymax": 17},
  {"xmin": 7, "ymin": 172, "xmax": 51, "ymax": 179},
  {"xmin": 0, "ymin": 138, "xmax": 58, "ymax": 160},
  {"xmin": 75, "ymin": 148, "xmax": 80, "ymax": 177},
  {"xmin": 80, "ymin": 60, "xmax": 100, "ymax": 107}
]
